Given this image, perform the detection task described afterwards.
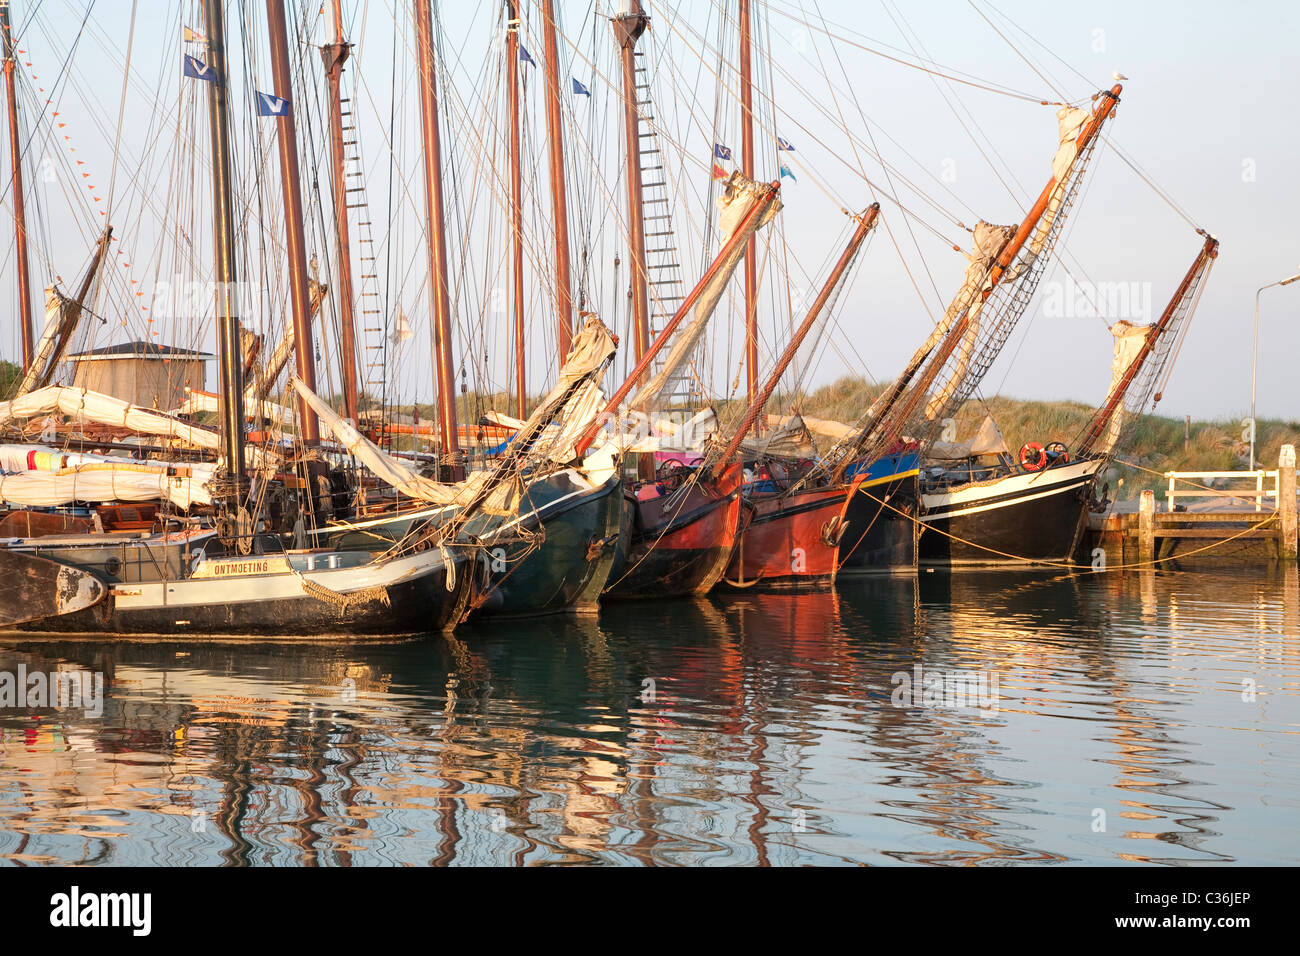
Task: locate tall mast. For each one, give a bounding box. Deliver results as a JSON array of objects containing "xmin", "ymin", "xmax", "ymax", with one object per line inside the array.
[
  {"xmin": 832, "ymin": 84, "xmax": 1124, "ymax": 479},
  {"xmin": 1, "ymin": 0, "xmax": 34, "ymax": 371},
  {"xmin": 540, "ymin": 0, "xmax": 573, "ymax": 360},
  {"xmin": 612, "ymin": 2, "xmax": 650, "ymax": 366},
  {"xmin": 715, "ymin": 205, "xmax": 878, "ymax": 467},
  {"xmin": 1078, "ymin": 234, "xmax": 1218, "ymax": 453},
  {"xmin": 413, "ymin": 0, "xmax": 459, "ymax": 458},
  {"xmin": 737, "ymin": 0, "xmax": 758, "ymax": 411},
  {"xmin": 322, "ymin": 0, "xmax": 360, "ymax": 423},
  {"xmin": 505, "ymin": 1, "xmax": 526, "ymax": 419},
  {"xmin": 573, "ymin": 181, "xmax": 782, "ymax": 459},
  {"xmin": 266, "ymin": 0, "xmax": 320, "ymax": 446},
  {"xmin": 202, "ymin": 0, "xmax": 246, "ymax": 486}
]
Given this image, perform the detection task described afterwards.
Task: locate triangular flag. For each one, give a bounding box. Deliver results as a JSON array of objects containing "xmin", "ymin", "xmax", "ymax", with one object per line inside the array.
[
  {"xmin": 712, "ymin": 163, "xmax": 728, "ymax": 181},
  {"xmin": 776, "ymin": 136, "xmax": 795, "ymax": 152},
  {"xmin": 571, "ymin": 77, "xmax": 591, "ymax": 97},
  {"xmin": 256, "ymin": 91, "xmax": 291, "ymax": 116},
  {"xmin": 392, "ymin": 306, "xmax": 413, "ymax": 343},
  {"xmin": 182, "ymin": 54, "xmax": 216, "ymax": 83},
  {"xmin": 713, "ymin": 143, "xmax": 732, "ymax": 162},
  {"xmin": 779, "ymin": 162, "xmax": 797, "ymax": 182},
  {"xmin": 519, "ymin": 45, "xmax": 536, "ymax": 66}
]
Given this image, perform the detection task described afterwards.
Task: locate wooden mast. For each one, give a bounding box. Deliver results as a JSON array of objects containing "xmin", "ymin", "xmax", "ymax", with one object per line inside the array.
[
  {"xmin": 1078, "ymin": 233, "xmax": 1218, "ymax": 453},
  {"xmin": 573, "ymin": 181, "xmax": 781, "ymax": 458},
  {"xmin": 832, "ymin": 85, "xmax": 1123, "ymax": 479},
  {"xmin": 1, "ymin": 0, "xmax": 34, "ymax": 371},
  {"xmin": 540, "ymin": 0, "xmax": 573, "ymax": 360},
  {"xmin": 737, "ymin": 0, "xmax": 758, "ymax": 412},
  {"xmin": 201, "ymin": 0, "xmax": 246, "ymax": 486},
  {"xmin": 413, "ymin": 0, "xmax": 459, "ymax": 460},
  {"xmin": 505, "ymin": 1, "xmax": 526, "ymax": 419},
  {"xmin": 266, "ymin": 0, "xmax": 320, "ymax": 447},
  {"xmin": 613, "ymin": 2, "xmax": 650, "ymax": 366},
  {"xmin": 715, "ymin": 206, "xmax": 878, "ymax": 467},
  {"xmin": 322, "ymin": 0, "xmax": 360, "ymax": 423}
]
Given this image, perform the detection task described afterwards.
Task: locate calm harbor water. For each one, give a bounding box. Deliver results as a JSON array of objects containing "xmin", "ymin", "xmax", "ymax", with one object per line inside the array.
[{"xmin": 0, "ymin": 566, "xmax": 1296, "ymax": 866}]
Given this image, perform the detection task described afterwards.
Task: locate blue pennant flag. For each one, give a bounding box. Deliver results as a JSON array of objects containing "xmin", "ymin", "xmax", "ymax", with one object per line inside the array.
[
  {"xmin": 256, "ymin": 91, "xmax": 291, "ymax": 117},
  {"xmin": 182, "ymin": 54, "xmax": 217, "ymax": 83},
  {"xmin": 519, "ymin": 45, "xmax": 536, "ymax": 66},
  {"xmin": 776, "ymin": 136, "xmax": 795, "ymax": 152},
  {"xmin": 779, "ymin": 162, "xmax": 797, "ymax": 182},
  {"xmin": 713, "ymin": 143, "xmax": 732, "ymax": 162},
  {"xmin": 571, "ymin": 77, "xmax": 591, "ymax": 97}
]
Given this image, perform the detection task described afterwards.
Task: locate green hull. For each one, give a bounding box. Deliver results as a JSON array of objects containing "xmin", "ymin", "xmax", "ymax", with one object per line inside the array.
[
  {"xmin": 322, "ymin": 469, "xmax": 624, "ymax": 620},
  {"xmin": 465, "ymin": 471, "xmax": 624, "ymax": 619}
]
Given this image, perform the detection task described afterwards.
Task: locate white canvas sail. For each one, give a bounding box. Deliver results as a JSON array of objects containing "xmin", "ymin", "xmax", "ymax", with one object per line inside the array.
[
  {"xmin": 628, "ymin": 173, "xmax": 781, "ymax": 413},
  {"xmin": 291, "ymin": 313, "xmax": 619, "ymax": 504}
]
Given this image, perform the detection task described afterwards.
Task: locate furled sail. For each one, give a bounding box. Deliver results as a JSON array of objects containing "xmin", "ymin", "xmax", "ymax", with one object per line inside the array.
[
  {"xmin": 0, "ymin": 385, "xmax": 277, "ymax": 468},
  {"xmin": 921, "ymin": 222, "xmax": 1016, "ymax": 420},
  {"xmin": 291, "ymin": 314, "xmax": 620, "ymax": 505},
  {"xmin": 0, "ymin": 385, "xmax": 222, "ymax": 448},
  {"xmin": 13, "ymin": 228, "xmax": 114, "ymax": 398},
  {"xmin": 0, "ymin": 444, "xmax": 218, "ymax": 508},
  {"xmin": 174, "ymin": 388, "xmax": 297, "ymax": 427},
  {"xmin": 628, "ymin": 172, "xmax": 781, "ymax": 413},
  {"xmin": 1093, "ymin": 320, "xmax": 1155, "ymax": 455}
]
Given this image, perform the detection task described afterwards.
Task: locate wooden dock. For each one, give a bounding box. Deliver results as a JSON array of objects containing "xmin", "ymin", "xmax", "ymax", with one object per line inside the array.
[{"xmin": 1085, "ymin": 445, "xmax": 1298, "ymax": 567}]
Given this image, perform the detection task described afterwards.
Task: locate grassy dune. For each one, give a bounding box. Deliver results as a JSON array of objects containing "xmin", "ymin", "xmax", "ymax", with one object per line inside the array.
[{"xmin": 788, "ymin": 375, "xmax": 1300, "ymax": 500}]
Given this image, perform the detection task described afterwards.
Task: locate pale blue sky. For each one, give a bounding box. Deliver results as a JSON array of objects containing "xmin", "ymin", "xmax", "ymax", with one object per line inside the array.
[{"xmin": 1, "ymin": 0, "xmax": 1296, "ymax": 423}]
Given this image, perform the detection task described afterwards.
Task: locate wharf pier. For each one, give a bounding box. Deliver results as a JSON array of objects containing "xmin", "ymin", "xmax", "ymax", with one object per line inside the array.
[{"xmin": 1084, "ymin": 445, "xmax": 1298, "ymax": 566}]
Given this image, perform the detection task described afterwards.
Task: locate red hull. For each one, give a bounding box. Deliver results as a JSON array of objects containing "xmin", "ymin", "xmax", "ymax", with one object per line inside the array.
[
  {"xmin": 605, "ymin": 463, "xmax": 745, "ymax": 598},
  {"xmin": 723, "ymin": 482, "xmax": 852, "ymax": 590}
]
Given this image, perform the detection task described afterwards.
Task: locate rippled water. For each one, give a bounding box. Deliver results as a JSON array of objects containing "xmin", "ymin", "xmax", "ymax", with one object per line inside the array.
[{"xmin": 1, "ymin": 566, "xmax": 1297, "ymax": 866}]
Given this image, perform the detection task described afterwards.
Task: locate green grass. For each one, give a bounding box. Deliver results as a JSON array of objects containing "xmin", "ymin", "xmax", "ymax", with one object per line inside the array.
[{"xmin": 784, "ymin": 374, "xmax": 1300, "ymax": 501}]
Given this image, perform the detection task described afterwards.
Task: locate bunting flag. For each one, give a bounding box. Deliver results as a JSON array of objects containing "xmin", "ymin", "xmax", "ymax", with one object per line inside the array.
[
  {"xmin": 182, "ymin": 26, "xmax": 205, "ymax": 43},
  {"xmin": 779, "ymin": 162, "xmax": 797, "ymax": 182},
  {"xmin": 519, "ymin": 45, "xmax": 536, "ymax": 66},
  {"xmin": 713, "ymin": 143, "xmax": 732, "ymax": 161},
  {"xmin": 571, "ymin": 77, "xmax": 591, "ymax": 97},
  {"xmin": 256, "ymin": 91, "xmax": 291, "ymax": 117},
  {"xmin": 776, "ymin": 136, "xmax": 795, "ymax": 152},
  {"xmin": 711, "ymin": 163, "xmax": 728, "ymax": 181},
  {"xmin": 182, "ymin": 54, "xmax": 216, "ymax": 83}
]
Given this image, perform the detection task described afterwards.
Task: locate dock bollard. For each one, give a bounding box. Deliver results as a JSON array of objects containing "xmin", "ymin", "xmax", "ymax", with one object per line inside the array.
[
  {"xmin": 1281, "ymin": 445, "xmax": 1298, "ymax": 560},
  {"xmin": 1139, "ymin": 489, "xmax": 1156, "ymax": 566}
]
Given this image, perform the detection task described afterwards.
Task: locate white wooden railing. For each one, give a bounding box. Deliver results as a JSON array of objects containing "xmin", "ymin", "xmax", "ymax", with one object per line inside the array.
[{"xmin": 1165, "ymin": 470, "xmax": 1279, "ymax": 513}]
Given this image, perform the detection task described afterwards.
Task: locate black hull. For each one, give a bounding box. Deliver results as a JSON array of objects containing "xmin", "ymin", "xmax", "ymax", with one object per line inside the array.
[
  {"xmin": 837, "ymin": 475, "xmax": 918, "ymax": 574},
  {"xmin": 918, "ymin": 464, "xmax": 1098, "ymax": 566}
]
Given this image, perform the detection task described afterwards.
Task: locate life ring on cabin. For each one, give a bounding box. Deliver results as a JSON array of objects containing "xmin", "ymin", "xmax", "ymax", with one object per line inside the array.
[
  {"xmin": 1045, "ymin": 441, "xmax": 1070, "ymax": 463},
  {"xmin": 1019, "ymin": 441, "xmax": 1047, "ymax": 472}
]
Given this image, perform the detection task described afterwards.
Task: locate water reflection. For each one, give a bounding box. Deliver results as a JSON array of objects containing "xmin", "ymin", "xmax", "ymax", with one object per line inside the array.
[{"xmin": 0, "ymin": 567, "xmax": 1296, "ymax": 865}]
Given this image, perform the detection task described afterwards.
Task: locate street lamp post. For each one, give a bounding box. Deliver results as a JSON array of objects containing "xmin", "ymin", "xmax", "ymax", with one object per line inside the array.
[{"xmin": 1251, "ymin": 269, "xmax": 1300, "ymax": 470}]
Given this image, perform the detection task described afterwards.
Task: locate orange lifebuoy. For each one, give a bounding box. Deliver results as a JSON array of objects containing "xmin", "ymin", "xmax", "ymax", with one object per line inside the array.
[{"xmin": 1019, "ymin": 441, "xmax": 1047, "ymax": 471}]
